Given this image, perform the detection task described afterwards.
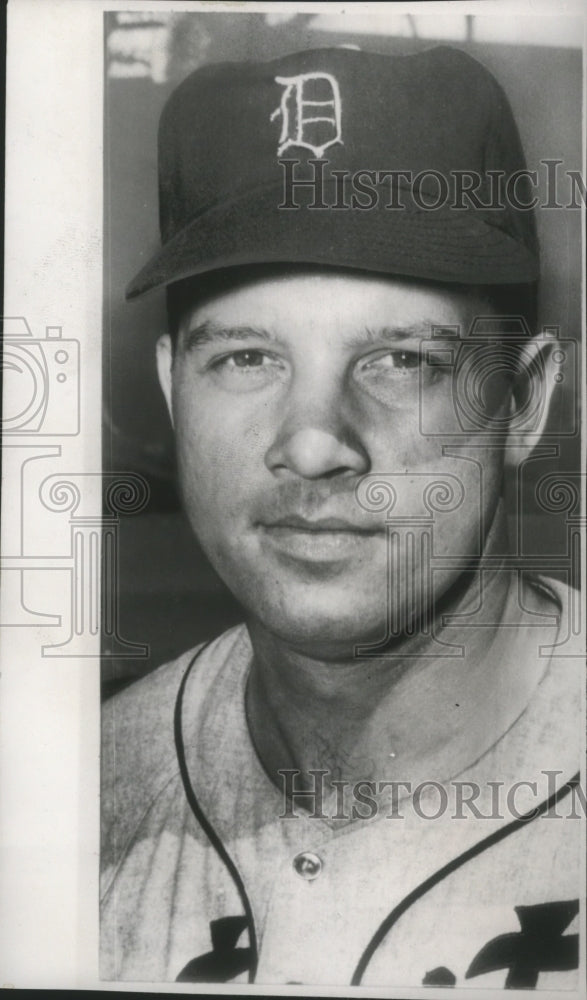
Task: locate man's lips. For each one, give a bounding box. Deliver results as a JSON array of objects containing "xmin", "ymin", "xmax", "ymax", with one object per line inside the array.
[
  {"xmin": 256, "ymin": 516, "xmax": 385, "ymax": 564},
  {"xmin": 258, "ymin": 514, "xmax": 383, "ymax": 534}
]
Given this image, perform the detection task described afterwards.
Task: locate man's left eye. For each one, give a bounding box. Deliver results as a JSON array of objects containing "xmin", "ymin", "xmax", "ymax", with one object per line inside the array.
[{"xmin": 360, "ymin": 350, "xmax": 421, "ymax": 372}]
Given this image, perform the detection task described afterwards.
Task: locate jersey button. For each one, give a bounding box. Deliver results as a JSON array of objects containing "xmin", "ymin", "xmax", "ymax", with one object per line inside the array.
[{"xmin": 293, "ymin": 851, "xmax": 322, "ymax": 880}]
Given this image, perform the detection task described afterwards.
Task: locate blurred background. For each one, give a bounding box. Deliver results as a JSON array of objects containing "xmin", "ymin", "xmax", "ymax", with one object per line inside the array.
[{"xmin": 102, "ymin": 10, "xmax": 583, "ymax": 695}]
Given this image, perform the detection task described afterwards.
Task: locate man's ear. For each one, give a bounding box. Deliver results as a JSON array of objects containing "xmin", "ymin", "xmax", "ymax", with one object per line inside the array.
[
  {"xmin": 156, "ymin": 334, "xmax": 174, "ymax": 429},
  {"xmin": 505, "ymin": 335, "xmax": 557, "ymax": 464}
]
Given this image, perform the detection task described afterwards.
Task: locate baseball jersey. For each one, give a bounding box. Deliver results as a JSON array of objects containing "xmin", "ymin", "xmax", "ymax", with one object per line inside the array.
[{"xmin": 100, "ymin": 574, "xmax": 584, "ymax": 989}]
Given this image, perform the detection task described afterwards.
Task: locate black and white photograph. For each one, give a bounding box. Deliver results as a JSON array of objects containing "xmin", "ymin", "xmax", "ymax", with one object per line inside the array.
[{"xmin": 1, "ymin": 1, "xmax": 586, "ymax": 994}]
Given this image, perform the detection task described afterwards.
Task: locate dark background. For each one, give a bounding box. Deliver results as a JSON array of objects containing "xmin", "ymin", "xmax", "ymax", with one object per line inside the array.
[{"xmin": 102, "ymin": 11, "xmax": 582, "ymax": 695}]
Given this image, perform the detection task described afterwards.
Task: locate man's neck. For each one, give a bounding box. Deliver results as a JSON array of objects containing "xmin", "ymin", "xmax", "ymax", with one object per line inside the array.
[{"xmin": 244, "ymin": 502, "xmax": 541, "ymax": 811}]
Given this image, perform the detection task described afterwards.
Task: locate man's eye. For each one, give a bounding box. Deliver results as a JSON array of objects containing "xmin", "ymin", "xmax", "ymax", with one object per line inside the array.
[
  {"xmin": 206, "ymin": 348, "xmax": 286, "ymax": 390},
  {"xmin": 360, "ymin": 350, "xmax": 421, "ymax": 374},
  {"xmin": 209, "ymin": 348, "xmax": 283, "ymax": 374},
  {"xmin": 216, "ymin": 349, "xmax": 268, "ymax": 369}
]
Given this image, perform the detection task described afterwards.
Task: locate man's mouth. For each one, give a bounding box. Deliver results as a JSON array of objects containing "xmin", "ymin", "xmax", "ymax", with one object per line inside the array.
[
  {"xmin": 261, "ymin": 514, "xmax": 382, "ymax": 534},
  {"xmin": 257, "ymin": 514, "xmax": 384, "ymax": 562}
]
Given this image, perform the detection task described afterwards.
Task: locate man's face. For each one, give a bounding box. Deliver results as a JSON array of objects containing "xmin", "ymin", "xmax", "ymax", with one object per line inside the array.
[{"xmin": 158, "ymin": 269, "xmax": 513, "ymax": 657}]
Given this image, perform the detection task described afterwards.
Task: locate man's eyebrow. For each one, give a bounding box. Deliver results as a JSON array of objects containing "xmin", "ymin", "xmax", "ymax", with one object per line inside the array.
[
  {"xmin": 182, "ymin": 320, "xmax": 274, "ymax": 350},
  {"xmin": 350, "ymin": 322, "xmax": 455, "ymax": 345},
  {"xmin": 182, "ymin": 319, "xmax": 459, "ymax": 351}
]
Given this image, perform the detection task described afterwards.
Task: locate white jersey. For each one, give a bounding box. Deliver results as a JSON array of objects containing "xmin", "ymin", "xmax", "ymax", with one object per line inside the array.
[{"xmin": 100, "ymin": 575, "xmax": 583, "ymax": 989}]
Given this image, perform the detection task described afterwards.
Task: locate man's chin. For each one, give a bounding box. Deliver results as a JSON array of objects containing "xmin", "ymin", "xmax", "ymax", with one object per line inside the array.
[
  {"xmin": 209, "ymin": 546, "xmax": 393, "ymax": 653},
  {"xmin": 246, "ymin": 597, "xmax": 392, "ymax": 660}
]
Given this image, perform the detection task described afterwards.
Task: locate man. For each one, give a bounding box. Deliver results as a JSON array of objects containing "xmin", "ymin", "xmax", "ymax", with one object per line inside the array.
[{"xmin": 101, "ymin": 46, "xmax": 583, "ymax": 989}]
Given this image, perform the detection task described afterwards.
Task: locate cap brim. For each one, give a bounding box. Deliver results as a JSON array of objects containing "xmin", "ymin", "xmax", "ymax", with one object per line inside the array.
[{"xmin": 126, "ymin": 183, "xmax": 539, "ymax": 300}]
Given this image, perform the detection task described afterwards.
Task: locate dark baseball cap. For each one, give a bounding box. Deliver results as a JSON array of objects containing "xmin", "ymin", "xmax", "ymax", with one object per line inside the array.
[{"xmin": 126, "ymin": 45, "xmax": 539, "ymax": 299}]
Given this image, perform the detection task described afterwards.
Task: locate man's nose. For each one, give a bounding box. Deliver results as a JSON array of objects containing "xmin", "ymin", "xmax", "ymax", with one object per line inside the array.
[{"xmin": 264, "ymin": 386, "xmax": 370, "ymax": 480}]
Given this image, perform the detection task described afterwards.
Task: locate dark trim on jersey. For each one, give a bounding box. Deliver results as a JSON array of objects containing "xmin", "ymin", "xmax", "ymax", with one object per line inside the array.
[
  {"xmin": 173, "ymin": 635, "xmax": 579, "ymax": 987},
  {"xmin": 174, "ymin": 642, "xmax": 259, "ymax": 982},
  {"xmin": 351, "ymin": 772, "xmax": 581, "ymax": 985}
]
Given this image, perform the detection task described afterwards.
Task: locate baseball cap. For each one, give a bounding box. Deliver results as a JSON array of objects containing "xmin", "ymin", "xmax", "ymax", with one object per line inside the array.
[{"xmin": 126, "ymin": 45, "xmax": 539, "ymax": 299}]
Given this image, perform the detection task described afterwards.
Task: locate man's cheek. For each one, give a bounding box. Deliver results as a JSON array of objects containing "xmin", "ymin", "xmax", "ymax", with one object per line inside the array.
[
  {"xmin": 176, "ymin": 435, "xmax": 251, "ymax": 524},
  {"xmin": 374, "ymin": 432, "xmax": 446, "ymax": 477}
]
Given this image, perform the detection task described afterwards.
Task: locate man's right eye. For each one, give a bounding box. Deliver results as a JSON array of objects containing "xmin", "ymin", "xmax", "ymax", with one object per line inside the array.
[
  {"xmin": 205, "ymin": 348, "xmax": 287, "ymax": 389},
  {"xmin": 211, "ymin": 349, "xmax": 274, "ymax": 371},
  {"xmin": 230, "ymin": 349, "xmax": 266, "ymax": 368}
]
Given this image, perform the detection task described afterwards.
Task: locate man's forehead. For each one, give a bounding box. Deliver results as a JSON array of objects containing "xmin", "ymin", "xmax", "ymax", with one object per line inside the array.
[
  {"xmin": 178, "ymin": 265, "xmax": 490, "ymax": 316},
  {"xmin": 175, "ymin": 266, "xmax": 489, "ymax": 336}
]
